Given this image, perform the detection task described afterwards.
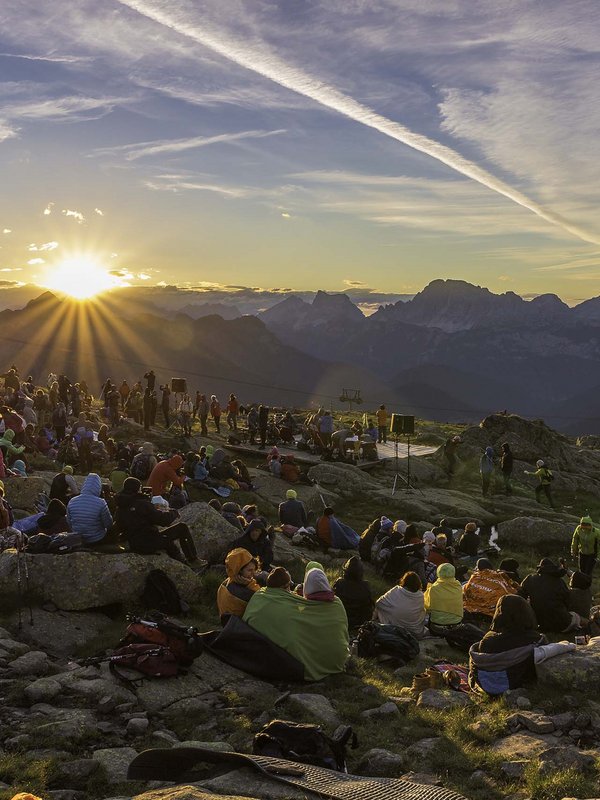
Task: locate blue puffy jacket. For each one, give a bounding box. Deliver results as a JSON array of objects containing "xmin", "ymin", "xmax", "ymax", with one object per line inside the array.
[{"xmin": 66, "ymin": 473, "xmax": 113, "ymax": 544}]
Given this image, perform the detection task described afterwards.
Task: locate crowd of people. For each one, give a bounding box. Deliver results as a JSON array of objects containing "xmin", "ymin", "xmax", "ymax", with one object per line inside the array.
[{"xmin": 0, "ymin": 364, "xmax": 597, "ymax": 697}]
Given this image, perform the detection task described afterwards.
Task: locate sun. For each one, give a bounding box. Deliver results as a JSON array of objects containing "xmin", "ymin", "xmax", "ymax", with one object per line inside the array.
[{"xmin": 43, "ymin": 257, "xmax": 122, "ymax": 300}]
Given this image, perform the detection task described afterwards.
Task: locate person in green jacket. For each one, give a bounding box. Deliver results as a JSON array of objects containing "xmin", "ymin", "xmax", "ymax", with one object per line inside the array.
[
  {"xmin": 0, "ymin": 428, "xmax": 25, "ymax": 460},
  {"xmin": 524, "ymin": 460, "xmax": 556, "ymax": 509},
  {"xmin": 571, "ymin": 516, "xmax": 600, "ymax": 576}
]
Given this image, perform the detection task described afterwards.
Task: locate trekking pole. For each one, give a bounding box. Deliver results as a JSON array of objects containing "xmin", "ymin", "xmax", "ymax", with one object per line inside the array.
[
  {"xmin": 319, "ymin": 493, "xmax": 326, "ymax": 509},
  {"xmin": 15, "ymin": 539, "xmax": 23, "ymax": 632},
  {"xmin": 20, "ymin": 539, "xmax": 33, "ymax": 626}
]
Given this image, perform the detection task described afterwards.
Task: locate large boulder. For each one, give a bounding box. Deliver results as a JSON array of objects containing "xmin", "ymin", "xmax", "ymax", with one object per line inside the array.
[
  {"xmin": 3, "ymin": 476, "xmax": 48, "ymax": 512},
  {"xmin": 497, "ymin": 516, "xmax": 574, "ymax": 547},
  {"xmin": 7, "ymin": 608, "xmax": 115, "ymax": 655},
  {"xmin": 177, "ymin": 502, "xmax": 241, "ymax": 563},
  {"xmin": 536, "ymin": 636, "xmax": 600, "ymax": 688},
  {"xmin": 0, "ymin": 551, "xmax": 201, "ymax": 611},
  {"xmin": 250, "ymin": 471, "xmax": 337, "ymax": 514},
  {"xmin": 307, "ymin": 463, "xmax": 380, "ymax": 497}
]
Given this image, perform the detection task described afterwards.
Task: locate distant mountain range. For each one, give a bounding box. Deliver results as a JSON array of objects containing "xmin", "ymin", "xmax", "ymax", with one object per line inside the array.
[{"xmin": 0, "ymin": 279, "xmax": 599, "ymax": 434}]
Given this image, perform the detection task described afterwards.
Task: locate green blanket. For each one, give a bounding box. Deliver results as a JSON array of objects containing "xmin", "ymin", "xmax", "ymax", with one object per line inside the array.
[{"xmin": 243, "ymin": 588, "xmax": 349, "ymax": 681}]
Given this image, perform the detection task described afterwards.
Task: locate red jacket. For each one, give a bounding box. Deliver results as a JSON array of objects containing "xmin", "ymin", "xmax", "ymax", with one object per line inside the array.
[{"xmin": 147, "ymin": 455, "xmax": 184, "ymax": 496}]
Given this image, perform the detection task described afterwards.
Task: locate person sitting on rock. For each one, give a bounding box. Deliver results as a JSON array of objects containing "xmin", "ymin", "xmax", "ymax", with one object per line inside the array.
[
  {"xmin": 456, "ymin": 522, "xmax": 480, "ymax": 559},
  {"xmin": 49, "ymin": 465, "xmax": 79, "ymax": 506},
  {"xmin": 316, "ymin": 507, "xmax": 359, "ymax": 551},
  {"xmin": 231, "ymin": 519, "xmax": 274, "ymax": 573},
  {"xmin": 304, "ymin": 567, "xmax": 336, "ymax": 602},
  {"xmin": 109, "ymin": 459, "xmax": 130, "ymax": 494},
  {"xmin": 469, "ymin": 595, "xmax": 545, "ymax": 695},
  {"xmin": 280, "ymin": 455, "xmax": 302, "ymax": 483},
  {"xmin": 427, "ymin": 533, "xmax": 453, "ymax": 567},
  {"xmin": 243, "ymin": 565, "xmax": 349, "ymax": 681},
  {"xmin": 520, "ymin": 558, "xmax": 587, "ymax": 633},
  {"xmin": 221, "ymin": 501, "xmax": 245, "ymax": 532},
  {"xmin": 66, "ymin": 473, "xmax": 115, "ymax": 548},
  {"xmin": 146, "ymin": 453, "xmax": 185, "ymax": 497},
  {"xmin": 499, "ymin": 558, "xmax": 521, "ymax": 582},
  {"xmin": 374, "ymin": 570, "xmax": 427, "ymax": 638},
  {"xmin": 569, "ymin": 570, "xmax": 593, "ymax": 622},
  {"xmin": 209, "ymin": 449, "xmax": 238, "ymax": 483},
  {"xmin": 462, "ymin": 558, "xmax": 520, "ymax": 618},
  {"xmin": 278, "ymin": 488, "xmax": 308, "ymax": 535},
  {"xmin": 217, "ymin": 548, "xmax": 261, "ymax": 624},
  {"xmin": 571, "ymin": 515, "xmax": 600, "ymax": 576},
  {"xmin": 267, "ymin": 566, "xmax": 293, "ymax": 591},
  {"xmin": 332, "ymin": 555, "xmax": 373, "ymax": 628},
  {"xmin": 37, "ymin": 498, "xmax": 70, "ymax": 535},
  {"xmin": 115, "ymin": 477, "xmax": 200, "ymax": 566},
  {"xmin": 424, "ymin": 563, "xmax": 463, "ymax": 632}
]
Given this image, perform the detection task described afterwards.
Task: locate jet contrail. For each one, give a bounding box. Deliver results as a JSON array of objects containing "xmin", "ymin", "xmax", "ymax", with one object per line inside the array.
[{"xmin": 117, "ymin": 0, "xmax": 600, "ymax": 245}]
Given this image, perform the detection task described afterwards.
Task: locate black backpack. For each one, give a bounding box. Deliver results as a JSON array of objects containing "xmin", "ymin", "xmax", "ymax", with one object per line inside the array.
[
  {"xmin": 142, "ymin": 569, "xmax": 189, "ymax": 615},
  {"xmin": 442, "ymin": 622, "xmax": 484, "ymax": 652},
  {"xmin": 253, "ymin": 720, "xmax": 357, "ymax": 772},
  {"xmin": 355, "ymin": 621, "xmax": 420, "ymax": 664},
  {"xmin": 131, "ymin": 452, "xmax": 152, "ymax": 480}
]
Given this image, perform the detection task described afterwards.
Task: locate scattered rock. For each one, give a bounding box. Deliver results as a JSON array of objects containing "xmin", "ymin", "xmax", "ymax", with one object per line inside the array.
[
  {"xmin": 550, "ymin": 712, "xmax": 575, "ymax": 730},
  {"xmin": 53, "ymin": 758, "xmax": 100, "ymax": 788},
  {"xmin": 538, "ymin": 745, "xmax": 596, "ymax": 773},
  {"xmin": 289, "ymin": 693, "xmax": 340, "ymax": 726},
  {"xmin": 497, "ymin": 517, "xmax": 574, "ymax": 546},
  {"xmin": 92, "ymin": 746, "xmax": 138, "ymax": 784},
  {"xmin": 401, "ymin": 771, "xmax": 442, "ymax": 786},
  {"xmin": 492, "ymin": 732, "xmax": 556, "ymax": 758},
  {"xmin": 500, "ymin": 760, "xmax": 529, "ymax": 779},
  {"xmin": 536, "ymin": 637, "xmax": 600, "ymax": 688},
  {"xmin": 8, "ymin": 607, "xmax": 115, "ymax": 655},
  {"xmin": 127, "ymin": 717, "xmax": 150, "ymax": 736},
  {"xmin": 361, "ymin": 701, "xmax": 400, "ymax": 719},
  {"xmin": 24, "ymin": 677, "xmax": 62, "ymax": 703},
  {"xmin": 9, "ymin": 649, "xmax": 51, "ymax": 676},
  {"xmin": 178, "ymin": 503, "xmax": 242, "ymax": 564},
  {"xmin": 173, "ymin": 741, "xmax": 235, "ymax": 752},
  {"xmin": 515, "ymin": 696, "xmax": 532, "ymax": 710},
  {"xmin": 511, "ymin": 711, "xmax": 555, "ymax": 734},
  {"xmin": 356, "ymin": 748, "xmax": 405, "ymax": 776}
]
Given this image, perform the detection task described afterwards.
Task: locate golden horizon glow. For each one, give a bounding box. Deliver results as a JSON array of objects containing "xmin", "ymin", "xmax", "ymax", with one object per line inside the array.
[{"xmin": 43, "ymin": 257, "xmax": 124, "ymax": 300}]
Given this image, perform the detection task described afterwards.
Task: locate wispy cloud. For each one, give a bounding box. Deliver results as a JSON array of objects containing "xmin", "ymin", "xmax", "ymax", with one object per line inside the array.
[
  {"xmin": 115, "ymin": 0, "xmax": 600, "ymax": 245},
  {"xmin": 28, "ymin": 241, "xmax": 58, "ymax": 251},
  {"xmin": 93, "ymin": 128, "xmax": 285, "ymax": 161},
  {"xmin": 27, "ymin": 257, "xmax": 44, "ymax": 265},
  {"xmin": 2, "ymin": 229, "xmax": 11, "ymax": 235},
  {"xmin": 62, "ymin": 209, "xmax": 85, "ymax": 223},
  {"xmin": 94, "ymin": 207, "xmax": 104, "ymax": 215},
  {"xmin": 43, "ymin": 203, "xmax": 54, "ymax": 216},
  {"xmin": 0, "ymin": 52, "xmax": 94, "ymax": 64}
]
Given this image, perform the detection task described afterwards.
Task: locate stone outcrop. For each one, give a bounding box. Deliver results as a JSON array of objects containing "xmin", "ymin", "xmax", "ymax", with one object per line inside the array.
[
  {"xmin": 497, "ymin": 516, "xmax": 574, "ymax": 546},
  {"xmin": 178, "ymin": 502, "xmax": 241, "ymax": 563},
  {"xmin": 536, "ymin": 637, "xmax": 600, "ymax": 688},
  {"xmin": 0, "ymin": 550, "xmax": 201, "ymax": 611}
]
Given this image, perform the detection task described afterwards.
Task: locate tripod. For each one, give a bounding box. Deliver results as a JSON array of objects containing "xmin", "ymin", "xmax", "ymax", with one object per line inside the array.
[{"xmin": 391, "ymin": 434, "xmax": 423, "ymax": 495}]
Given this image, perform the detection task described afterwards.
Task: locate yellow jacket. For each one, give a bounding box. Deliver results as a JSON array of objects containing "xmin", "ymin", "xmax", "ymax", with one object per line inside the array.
[{"xmin": 424, "ymin": 575, "xmax": 463, "ymax": 625}]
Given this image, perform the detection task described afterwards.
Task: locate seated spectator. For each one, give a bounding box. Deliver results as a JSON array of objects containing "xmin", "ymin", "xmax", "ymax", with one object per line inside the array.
[
  {"xmin": 462, "ymin": 558, "xmax": 519, "ymax": 617},
  {"xmin": 316, "ymin": 507, "xmax": 359, "ymax": 551},
  {"xmin": 217, "ymin": 548, "xmax": 261, "ymax": 624},
  {"xmin": 427, "ymin": 533, "xmax": 452, "ymax": 567},
  {"xmin": 115, "ymin": 477, "xmax": 199, "ymax": 565},
  {"xmin": 568, "ymin": 570, "xmax": 593, "ymax": 620},
  {"xmin": 231, "ymin": 459, "xmax": 252, "ymax": 487},
  {"xmin": 278, "ymin": 488, "xmax": 308, "ymax": 533},
  {"xmin": 457, "ymin": 522, "xmax": 480, "ymax": 558},
  {"xmin": 12, "ymin": 460, "xmax": 27, "ymax": 477},
  {"xmin": 131, "ymin": 442, "xmax": 157, "ymax": 483},
  {"xmin": 66, "ymin": 473, "xmax": 114, "ymax": 547},
  {"xmin": 221, "ymin": 501, "xmax": 245, "ymax": 532},
  {"xmin": 469, "ymin": 595, "xmax": 544, "ymax": 695},
  {"xmin": 422, "ymin": 531, "xmax": 436, "ymax": 558},
  {"xmin": 109, "ymin": 459, "xmax": 130, "ymax": 494},
  {"xmin": 374, "ymin": 571, "xmax": 427, "ymax": 638},
  {"xmin": 424, "ymin": 563, "xmax": 463, "ymax": 629},
  {"xmin": 521, "ymin": 558, "xmax": 587, "ymax": 633},
  {"xmin": 147, "ymin": 454, "xmax": 184, "ymax": 497},
  {"xmin": 332, "ymin": 556, "xmax": 373, "ymax": 628},
  {"xmin": 49, "ymin": 465, "xmax": 79, "ymax": 506},
  {"xmin": 37, "ymin": 498, "xmax": 70, "ymax": 535},
  {"xmin": 280, "ymin": 455, "xmax": 301, "ymax": 483},
  {"xmin": 231, "ymin": 519, "xmax": 274, "ymax": 571},
  {"xmin": 243, "ymin": 574, "xmax": 349, "ymax": 681},
  {"xmin": 295, "ymin": 560, "xmax": 324, "ymax": 597},
  {"xmin": 0, "ymin": 428, "xmax": 25, "ymax": 460},
  {"xmin": 382, "ymin": 541, "xmax": 427, "ymax": 586},
  {"xmin": 304, "ymin": 567, "xmax": 335, "ymax": 602},
  {"xmin": 499, "ymin": 558, "xmax": 521, "ymax": 582},
  {"xmin": 210, "ymin": 449, "xmax": 238, "ymax": 483},
  {"xmin": 168, "ymin": 484, "xmax": 189, "ymax": 509},
  {"xmin": 241, "ymin": 504, "xmax": 260, "ymax": 525},
  {"xmin": 269, "ymin": 454, "xmax": 282, "ymax": 478},
  {"xmin": 267, "ymin": 566, "xmax": 292, "ymax": 591}
]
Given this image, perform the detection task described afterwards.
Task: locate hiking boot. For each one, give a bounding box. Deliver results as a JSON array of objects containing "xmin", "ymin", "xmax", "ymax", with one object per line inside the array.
[{"xmin": 187, "ymin": 558, "xmax": 209, "ymax": 574}]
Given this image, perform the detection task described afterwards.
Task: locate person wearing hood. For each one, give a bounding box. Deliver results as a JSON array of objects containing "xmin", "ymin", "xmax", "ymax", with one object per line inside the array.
[
  {"xmin": 374, "ymin": 571, "xmax": 426, "ymax": 638},
  {"xmin": 37, "ymin": 499, "xmax": 70, "ymax": 536},
  {"xmin": 424, "ymin": 563, "xmax": 463, "ymax": 628},
  {"xmin": 147, "ymin": 454, "xmax": 184, "ymax": 497},
  {"xmin": 209, "ymin": 449, "xmax": 237, "ymax": 482},
  {"xmin": 304, "ymin": 568, "xmax": 335, "ymax": 602},
  {"xmin": 231, "ymin": 518, "xmax": 274, "ymax": 572},
  {"xmin": 469, "ymin": 595, "xmax": 545, "ymax": 695},
  {"xmin": 569, "ymin": 571, "xmax": 593, "ymax": 620},
  {"xmin": 278, "ymin": 488, "xmax": 308, "ymax": 533},
  {"xmin": 457, "ymin": 522, "xmax": 480, "ymax": 558},
  {"xmin": 109, "ymin": 459, "xmax": 130, "ymax": 494},
  {"xmin": 217, "ymin": 547, "xmax": 261, "ymax": 623},
  {"xmin": 0, "ymin": 428, "xmax": 25, "ymax": 460},
  {"xmin": 221, "ymin": 501, "xmax": 245, "ymax": 532},
  {"xmin": 479, "ymin": 446, "xmax": 495, "ymax": 496},
  {"xmin": 66, "ymin": 473, "xmax": 113, "ymax": 546},
  {"xmin": 12, "ymin": 460, "xmax": 27, "ymax": 477},
  {"xmin": 115, "ymin": 477, "xmax": 199, "ymax": 565},
  {"xmin": 520, "ymin": 558, "xmax": 585, "ymax": 633},
  {"xmin": 131, "ymin": 442, "xmax": 158, "ymax": 483},
  {"xmin": 372, "ymin": 517, "xmax": 404, "ymax": 567},
  {"xmin": 571, "ymin": 516, "xmax": 600, "ymax": 576},
  {"xmin": 22, "ymin": 397, "xmax": 37, "ymax": 427},
  {"xmin": 462, "ymin": 558, "xmax": 520, "ymax": 618},
  {"xmin": 332, "ymin": 556, "xmax": 373, "ymax": 627}
]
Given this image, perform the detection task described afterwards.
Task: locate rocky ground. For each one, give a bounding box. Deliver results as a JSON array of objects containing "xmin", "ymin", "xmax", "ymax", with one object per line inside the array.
[{"xmin": 1, "ymin": 412, "xmax": 600, "ymax": 800}]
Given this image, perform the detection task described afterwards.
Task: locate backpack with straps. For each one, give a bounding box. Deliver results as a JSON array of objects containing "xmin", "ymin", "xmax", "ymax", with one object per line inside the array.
[
  {"xmin": 108, "ymin": 643, "xmax": 180, "ymax": 690},
  {"xmin": 142, "ymin": 568, "xmax": 189, "ymax": 615},
  {"xmin": 253, "ymin": 720, "xmax": 358, "ymax": 772},
  {"xmin": 355, "ymin": 621, "xmax": 420, "ymax": 664},
  {"xmin": 119, "ymin": 613, "xmax": 203, "ymax": 666},
  {"xmin": 131, "ymin": 452, "xmax": 152, "ymax": 480}
]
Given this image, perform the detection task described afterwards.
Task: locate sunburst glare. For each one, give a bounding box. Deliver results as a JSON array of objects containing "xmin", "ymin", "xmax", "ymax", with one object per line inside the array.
[{"xmin": 43, "ymin": 257, "xmax": 125, "ymax": 300}]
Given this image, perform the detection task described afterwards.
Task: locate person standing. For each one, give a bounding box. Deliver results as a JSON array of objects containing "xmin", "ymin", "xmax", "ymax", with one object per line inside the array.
[
  {"xmin": 500, "ymin": 442, "xmax": 513, "ymax": 496},
  {"xmin": 227, "ymin": 393, "xmax": 239, "ymax": 432},
  {"xmin": 479, "ymin": 446, "xmax": 494, "ymax": 496},
  {"xmin": 197, "ymin": 393, "xmax": 209, "ymax": 436},
  {"xmin": 210, "ymin": 395, "xmax": 221, "ymax": 434},
  {"xmin": 143, "ymin": 387, "xmax": 152, "ymax": 431},
  {"xmin": 571, "ymin": 516, "xmax": 600, "ymax": 576},
  {"xmin": 160, "ymin": 384, "xmax": 171, "ymax": 428},
  {"xmin": 118, "ymin": 380, "xmax": 130, "ymax": 410},
  {"xmin": 376, "ymin": 404, "xmax": 388, "ymax": 444},
  {"xmin": 524, "ymin": 460, "xmax": 556, "ymax": 508},
  {"xmin": 258, "ymin": 404, "xmax": 269, "ymax": 450},
  {"xmin": 247, "ymin": 405, "xmax": 259, "ymax": 445},
  {"xmin": 144, "ymin": 370, "xmax": 156, "ymax": 391},
  {"xmin": 178, "ymin": 393, "xmax": 194, "ymax": 437},
  {"xmin": 443, "ymin": 436, "xmax": 461, "ymax": 476}
]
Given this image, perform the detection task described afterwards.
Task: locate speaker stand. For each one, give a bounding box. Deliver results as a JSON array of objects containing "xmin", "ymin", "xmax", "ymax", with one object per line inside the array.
[{"xmin": 391, "ymin": 435, "xmax": 424, "ymax": 495}]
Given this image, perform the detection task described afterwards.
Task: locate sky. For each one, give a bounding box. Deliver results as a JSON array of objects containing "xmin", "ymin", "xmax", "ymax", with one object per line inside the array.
[{"xmin": 0, "ymin": 0, "xmax": 599, "ymax": 304}]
